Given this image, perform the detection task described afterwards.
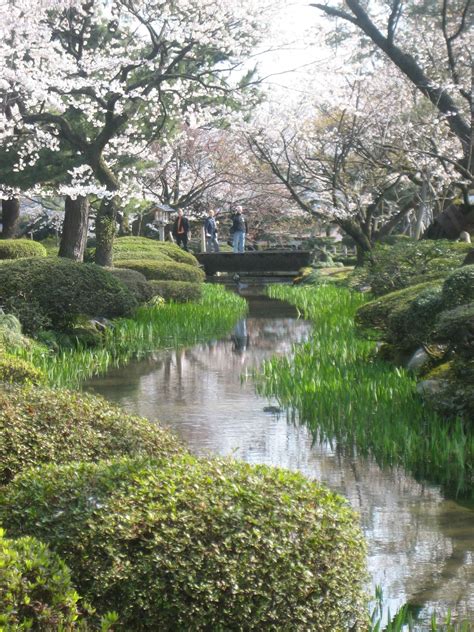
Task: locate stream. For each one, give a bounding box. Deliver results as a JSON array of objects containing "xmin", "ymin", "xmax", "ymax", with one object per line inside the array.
[{"xmin": 84, "ymin": 292, "xmax": 474, "ymax": 629}]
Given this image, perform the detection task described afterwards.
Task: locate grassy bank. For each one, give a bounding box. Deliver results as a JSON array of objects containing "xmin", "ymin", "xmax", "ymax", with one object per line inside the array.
[
  {"xmin": 16, "ymin": 285, "xmax": 247, "ymax": 388},
  {"xmin": 256, "ymin": 284, "xmax": 473, "ymax": 498}
]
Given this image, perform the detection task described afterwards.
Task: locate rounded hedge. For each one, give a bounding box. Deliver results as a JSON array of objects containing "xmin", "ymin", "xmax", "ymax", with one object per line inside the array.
[
  {"xmin": 0, "ymin": 384, "xmax": 183, "ymax": 485},
  {"xmin": 441, "ymin": 264, "xmax": 474, "ymax": 308},
  {"xmin": 116, "ymin": 258, "xmax": 205, "ymax": 283},
  {"xmin": 148, "ymin": 279, "xmax": 202, "ymax": 303},
  {"xmin": 387, "ymin": 287, "xmax": 444, "ymax": 351},
  {"xmin": 106, "ymin": 267, "xmax": 154, "ymax": 304},
  {"xmin": 0, "ymin": 239, "xmax": 47, "ymax": 260},
  {"xmin": 355, "ymin": 281, "xmax": 443, "ymax": 333},
  {"xmin": 359, "ymin": 239, "xmax": 470, "ymax": 296},
  {"xmin": 0, "ymin": 354, "xmax": 46, "ymax": 385},
  {"xmin": 86, "ymin": 237, "xmax": 199, "ymax": 267},
  {"xmin": 0, "ymin": 313, "xmax": 30, "ymax": 350},
  {"xmin": 0, "ymin": 528, "xmax": 88, "ymax": 630},
  {"xmin": 153, "ymin": 241, "xmax": 199, "ymax": 266},
  {"xmin": 0, "ymin": 257, "xmax": 137, "ymax": 333},
  {"xmin": 435, "ymin": 302, "xmax": 474, "ymax": 351},
  {"xmin": 0, "ymin": 456, "xmax": 368, "ymax": 631}
]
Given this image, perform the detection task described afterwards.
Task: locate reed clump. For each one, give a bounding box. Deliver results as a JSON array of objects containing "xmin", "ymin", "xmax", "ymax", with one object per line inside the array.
[
  {"xmin": 15, "ymin": 285, "xmax": 247, "ymax": 389},
  {"xmin": 256, "ymin": 284, "xmax": 474, "ymax": 497}
]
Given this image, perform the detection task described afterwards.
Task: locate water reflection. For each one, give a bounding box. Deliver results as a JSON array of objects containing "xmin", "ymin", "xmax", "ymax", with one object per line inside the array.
[{"xmin": 84, "ymin": 296, "xmax": 474, "ymax": 628}]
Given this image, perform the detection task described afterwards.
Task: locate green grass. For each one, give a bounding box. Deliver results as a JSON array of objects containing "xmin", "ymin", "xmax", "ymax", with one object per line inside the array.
[
  {"xmin": 255, "ymin": 284, "xmax": 474, "ymax": 498},
  {"xmin": 15, "ymin": 285, "xmax": 247, "ymax": 389}
]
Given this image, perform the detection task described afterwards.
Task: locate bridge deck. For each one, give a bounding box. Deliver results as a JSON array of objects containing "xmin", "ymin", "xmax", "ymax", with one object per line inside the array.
[{"xmin": 195, "ymin": 250, "xmax": 311, "ymax": 276}]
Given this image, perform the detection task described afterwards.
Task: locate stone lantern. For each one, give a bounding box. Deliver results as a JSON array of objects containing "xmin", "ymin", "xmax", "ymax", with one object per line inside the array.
[{"xmin": 152, "ymin": 203, "xmax": 174, "ymax": 241}]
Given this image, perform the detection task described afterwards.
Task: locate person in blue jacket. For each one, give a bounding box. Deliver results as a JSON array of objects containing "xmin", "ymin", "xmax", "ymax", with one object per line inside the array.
[
  {"xmin": 204, "ymin": 209, "xmax": 219, "ymax": 252},
  {"xmin": 231, "ymin": 206, "xmax": 247, "ymax": 253}
]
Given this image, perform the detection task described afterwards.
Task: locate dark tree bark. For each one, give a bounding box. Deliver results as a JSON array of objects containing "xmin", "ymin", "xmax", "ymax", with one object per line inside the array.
[
  {"xmin": 422, "ymin": 202, "xmax": 474, "ymax": 239},
  {"xmin": 1, "ymin": 198, "xmax": 20, "ymax": 239},
  {"xmin": 93, "ymin": 158, "xmax": 121, "ymax": 267},
  {"xmin": 95, "ymin": 195, "xmax": 120, "ymax": 266},
  {"xmin": 58, "ymin": 195, "xmax": 90, "ymax": 261}
]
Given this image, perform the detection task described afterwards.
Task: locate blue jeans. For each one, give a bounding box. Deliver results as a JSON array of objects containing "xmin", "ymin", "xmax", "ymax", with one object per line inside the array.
[
  {"xmin": 232, "ymin": 231, "xmax": 245, "ymax": 253},
  {"xmin": 206, "ymin": 236, "xmax": 219, "ymax": 252}
]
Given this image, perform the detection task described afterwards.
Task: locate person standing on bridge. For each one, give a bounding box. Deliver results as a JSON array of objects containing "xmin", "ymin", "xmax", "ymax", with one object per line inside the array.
[
  {"xmin": 172, "ymin": 208, "xmax": 190, "ymax": 251},
  {"xmin": 204, "ymin": 209, "xmax": 219, "ymax": 252},
  {"xmin": 231, "ymin": 206, "xmax": 247, "ymax": 253}
]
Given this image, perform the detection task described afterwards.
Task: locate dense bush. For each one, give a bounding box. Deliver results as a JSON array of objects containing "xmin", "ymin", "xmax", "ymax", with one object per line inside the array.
[
  {"xmin": 387, "ymin": 287, "xmax": 444, "ymax": 351},
  {"xmin": 152, "ymin": 240, "xmax": 200, "ymax": 266},
  {"xmin": 116, "ymin": 258, "xmax": 205, "ymax": 283},
  {"xmin": 0, "ymin": 528, "xmax": 89, "ymax": 630},
  {"xmin": 0, "ymin": 238, "xmax": 47, "ymax": 260},
  {"xmin": 0, "ymin": 456, "xmax": 368, "ymax": 631},
  {"xmin": 106, "ymin": 267, "xmax": 154, "ymax": 304},
  {"xmin": 355, "ymin": 281, "xmax": 443, "ymax": 332},
  {"xmin": 358, "ymin": 239, "xmax": 470, "ymax": 296},
  {"xmin": 86, "ymin": 236, "xmax": 199, "ymax": 267},
  {"xmin": 0, "ymin": 353, "xmax": 46, "ymax": 385},
  {"xmin": 441, "ymin": 264, "xmax": 474, "ymax": 308},
  {"xmin": 430, "ymin": 356, "xmax": 474, "ymax": 421},
  {"xmin": 0, "ymin": 384, "xmax": 183, "ymax": 485},
  {"xmin": 434, "ymin": 302, "xmax": 474, "ymax": 352},
  {"xmin": 38, "ymin": 236, "xmax": 60, "ymax": 256},
  {"xmin": 0, "ymin": 258, "xmax": 137, "ymax": 333},
  {"xmin": 0, "ymin": 313, "xmax": 30, "ymax": 350},
  {"xmin": 148, "ymin": 279, "xmax": 202, "ymax": 303}
]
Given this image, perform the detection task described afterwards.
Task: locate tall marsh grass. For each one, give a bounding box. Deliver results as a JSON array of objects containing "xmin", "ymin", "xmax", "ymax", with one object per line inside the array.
[
  {"xmin": 17, "ymin": 285, "xmax": 247, "ymax": 389},
  {"xmin": 256, "ymin": 284, "xmax": 474, "ymax": 498}
]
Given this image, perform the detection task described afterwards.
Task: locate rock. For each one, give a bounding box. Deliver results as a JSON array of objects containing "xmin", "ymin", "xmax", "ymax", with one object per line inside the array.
[
  {"xmin": 407, "ymin": 347, "xmax": 431, "ymax": 372},
  {"xmin": 417, "ymin": 379, "xmax": 449, "ymax": 397},
  {"xmin": 263, "ymin": 405, "xmax": 283, "ymax": 414}
]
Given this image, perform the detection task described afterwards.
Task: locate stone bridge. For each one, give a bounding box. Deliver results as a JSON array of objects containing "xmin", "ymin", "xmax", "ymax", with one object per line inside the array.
[{"xmin": 195, "ymin": 250, "xmax": 311, "ymax": 276}]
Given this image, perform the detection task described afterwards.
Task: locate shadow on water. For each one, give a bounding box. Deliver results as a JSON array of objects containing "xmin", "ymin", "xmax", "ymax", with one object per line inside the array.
[{"xmin": 84, "ymin": 291, "xmax": 474, "ymax": 629}]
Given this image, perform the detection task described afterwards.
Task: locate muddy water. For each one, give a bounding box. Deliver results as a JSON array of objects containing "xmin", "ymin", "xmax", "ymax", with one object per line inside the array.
[{"xmin": 85, "ymin": 295, "xmax": 474, "ymax": 629}]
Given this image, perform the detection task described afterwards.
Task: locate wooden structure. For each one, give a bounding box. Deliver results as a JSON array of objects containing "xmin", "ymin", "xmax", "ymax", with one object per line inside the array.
[{"xmin": 195, "ymin": 250, "xmax": 312, "ymax": 276}]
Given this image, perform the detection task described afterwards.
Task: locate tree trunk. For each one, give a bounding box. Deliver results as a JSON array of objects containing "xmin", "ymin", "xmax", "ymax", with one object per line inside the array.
[
  {"xmin": 1, "ymin": 198, "xmax": 20, "ymax": 239},
  {"xmin": 95, "ymin": 195, "xmax": 120, "ymax": 266},
  {"xmin": 414, "ymin": 179, "xmax": 429, "ymax": 240},
  {"xmin": 58, "ymin": 195, "xmax": 90, "ymax": 261}
]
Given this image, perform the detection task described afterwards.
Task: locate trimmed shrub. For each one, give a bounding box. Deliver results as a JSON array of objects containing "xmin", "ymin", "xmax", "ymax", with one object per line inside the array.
[
  {"xmin": 0, "ymin": 353, "xmax": 46, "ymax": 385},
  {"xmin": 434, "ymin": 302, "xmax": 474, "ymax": 352},
  {"xmin": 106, "ymin": 267, "xmax": 154, "ymax": 304},
  {"xmin": 153, "ymin": 241, "xmax": 200, "ymax": 266},
  {"xmin": 355, "ymin": 281, "xmax": 443, "ymax": 333},
  {"xmin": 0, "ymin": 313, "xmax": 31, "ymax": 350},
  {"xmin": 0, "ymin": 528, "xmax": 89, "ymax": 630},
  {"xmin": 430, "ymin": 356, "xmax": 474, "ymax": 421},
  {"xmin": 441, "ymin": 264, "xmax": 474, "ymax": 308},
  {"xmin": 116, "ymin": 258, "xmax": 205, "ymax": 283},
  {"xmin": 0, "ymin": 239, "xmax": 47, "ymax": 260},
  {"xmin": 358, "ymin": 239, "xmax": 470, "ymax": 296},
  {"xmin": 0, "ymin": 384, "xmax": 183, "ymax": 485},
  {"xmin": 38, "ymin": 237, "xmax": 61, "ymax": 256},
  {"xmin": 387, "ymin": 287, "xmax": 444, "ymax": 351},
  {"xmin": 148, "ymin": 279, "xmax": 202, "ymax": 303},
  {"xmin": 86, "ymin": 237, "xmax": 199, "ymax": 267},
  {"xmin": 0, "ymin": 258, "xmax": 137, "ymax": 333},
  {"xmin": 0, "ymin": 456, "xmax": 368, "ymax": 631}
]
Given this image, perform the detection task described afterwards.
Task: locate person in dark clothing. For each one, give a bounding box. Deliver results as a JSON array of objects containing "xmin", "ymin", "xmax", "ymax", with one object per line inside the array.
[
  {"xmin": 204, "ymin": 209, "xmax": 219, "ymax": 252},
  {"xmin": 231, "ymin": 206, "xmax": 247, "ymax": 253},
  {"xmin": 172, "ymin": 209, "xmax": 190, "ymax": 251}
]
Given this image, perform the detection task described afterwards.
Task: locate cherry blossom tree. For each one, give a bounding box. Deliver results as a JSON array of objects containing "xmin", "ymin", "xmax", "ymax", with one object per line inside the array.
[
  {"xmin": 311, "ymin": 0, "xmax": 473, "ymax": 236},
  {"xmin": 0, "ymin": 0, "xmax": 276, "ymax": 264},
  {"xmin": 247, "ymin": 69, "xmax": 458, "ymax": 260},
  {"xmin": 138, "ymin": 124, "xmax": 300, "ymax": 239}
]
